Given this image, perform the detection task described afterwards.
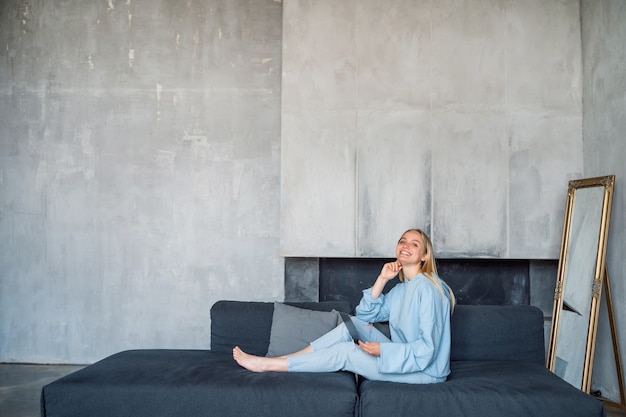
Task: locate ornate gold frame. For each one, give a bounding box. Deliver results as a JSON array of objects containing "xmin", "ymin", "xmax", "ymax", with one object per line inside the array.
[{"xmin": 547, "ymin": 175, "xmax": 624, "ymax": 407}]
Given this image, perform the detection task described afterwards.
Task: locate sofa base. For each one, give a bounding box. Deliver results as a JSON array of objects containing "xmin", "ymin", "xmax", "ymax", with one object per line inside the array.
[
  {"xmin": 41, "ymin": 349, "xmax": 358, "ymax": 417},
  {"xmin": 359, "ymin": 360, "xmax": 605, "ymax": 417}
]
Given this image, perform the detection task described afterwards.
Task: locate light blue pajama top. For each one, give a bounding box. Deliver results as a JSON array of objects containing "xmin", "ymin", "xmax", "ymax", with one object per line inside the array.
[{"xmin": 355, "ymin": 273, "xmax": 452, "ymax": 378}]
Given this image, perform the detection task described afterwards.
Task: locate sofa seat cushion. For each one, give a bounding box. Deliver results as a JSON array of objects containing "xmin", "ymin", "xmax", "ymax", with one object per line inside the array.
[
  {"xmin": 358, "ymin": 360, "xmax": 605, "ymax": 417},
  {"xmin": 41, "ymin": 349, "xmax": 358, "ymax": 417}
]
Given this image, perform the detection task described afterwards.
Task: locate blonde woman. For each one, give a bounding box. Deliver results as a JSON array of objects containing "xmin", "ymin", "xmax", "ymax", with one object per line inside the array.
[{"xmin": 233, "ymin": 229, "xmax": 456, "ymax": 384}]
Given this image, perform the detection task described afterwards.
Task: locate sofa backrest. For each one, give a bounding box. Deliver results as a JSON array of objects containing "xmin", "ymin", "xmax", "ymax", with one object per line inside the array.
[
  {"xmin": 211, "ymin": 301, "xmax": 546, "ymax": 365},
  {"xmin": 210, "ymin": 300, "xmax": 351, "ymax": 356},
  {"xmin": 450, "ymin": 305, "xmax": 545, "ymax": 365}
]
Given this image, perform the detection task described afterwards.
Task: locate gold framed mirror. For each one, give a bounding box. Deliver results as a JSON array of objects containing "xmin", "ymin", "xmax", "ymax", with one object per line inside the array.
[{"xmin": 547, "ymin": 175, "xmax": 617, "ymax": 395}]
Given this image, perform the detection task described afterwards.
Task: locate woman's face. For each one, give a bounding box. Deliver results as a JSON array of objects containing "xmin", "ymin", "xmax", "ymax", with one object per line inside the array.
[{"xmin": 396, "ymin": 230, "xmax": 428, "ymax": 266}]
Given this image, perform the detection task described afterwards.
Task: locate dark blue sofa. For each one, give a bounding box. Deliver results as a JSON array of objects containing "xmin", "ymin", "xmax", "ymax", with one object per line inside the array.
[
  {"xmin": 40, "ymin": 301, "xmax": 357, "ymax": 417},
  {"xmin": 41, "ymin": 301, "xmax": 605, "ymax": 417},
  {"xmin": 359, "ymin": 304, "xmax": 605, "ymax": 417}
]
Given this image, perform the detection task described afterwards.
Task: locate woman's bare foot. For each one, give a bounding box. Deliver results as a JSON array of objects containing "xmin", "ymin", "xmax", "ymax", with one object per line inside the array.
[
  {"xmin": 232, "ymin": 346, "xmax": 263, "ymax": 372},
  {"xmin": 233, "ymin": 346, "xmax": 288, "ymax": 372}
]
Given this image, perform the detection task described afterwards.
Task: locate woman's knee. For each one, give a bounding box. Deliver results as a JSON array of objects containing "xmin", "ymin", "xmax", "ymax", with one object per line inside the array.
[{"xmin": 327, "ymin": 342, "xmax": 360, "ymax": 368}]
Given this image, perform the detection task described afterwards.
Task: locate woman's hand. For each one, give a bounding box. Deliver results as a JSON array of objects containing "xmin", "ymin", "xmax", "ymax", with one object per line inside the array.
[
  {"xmin": 358, "ymin": 340, "xmax": 381, "ymax": 357},
  {"xmin": 379, "ymin": 260, "xmax": 402, "ymax": 281}
]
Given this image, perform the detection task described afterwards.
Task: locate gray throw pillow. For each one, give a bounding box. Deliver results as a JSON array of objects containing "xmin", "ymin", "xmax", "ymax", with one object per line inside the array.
[{"xmin": 266, "ymin": 302, "xmax": 341, "ymax": 357}]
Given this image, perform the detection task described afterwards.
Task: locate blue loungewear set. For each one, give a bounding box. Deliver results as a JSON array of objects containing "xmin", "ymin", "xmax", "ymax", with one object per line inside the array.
[{"xmin": 287, "ymin": 273, "xmax": 452, "ymax": 384}]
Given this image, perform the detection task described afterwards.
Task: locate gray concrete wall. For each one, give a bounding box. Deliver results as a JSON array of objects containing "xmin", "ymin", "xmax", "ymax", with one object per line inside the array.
[
  {"xmin": 0, "ymin": 0, "xmax": 283, "ymax": 363},
  {"xmin": 281, "ymin": 0, "xmax": 583, "ymax": 259},
  {"xmin": 581, "ymin": 0, "xmax": 626, "ymax": 403}
]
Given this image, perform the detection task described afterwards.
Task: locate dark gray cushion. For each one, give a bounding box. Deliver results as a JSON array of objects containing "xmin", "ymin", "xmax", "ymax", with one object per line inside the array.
[
  {"xmin": 41, "ymin": 349, "xmax": 358, "ymax": 417},
  {"xmin": 358, "ymin": 360, "xmax": 605, "ymax": 417},
  {"xmin": 451, "ymin": 305, "xmax": 545, "ymax": 364},
  {"xmin": 266, "ymin": 302, "xmax": 340, "ymax": 357}
]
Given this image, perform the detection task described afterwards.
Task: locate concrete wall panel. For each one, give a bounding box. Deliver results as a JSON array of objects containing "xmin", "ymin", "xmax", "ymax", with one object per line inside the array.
[
  {"xmin": 431, "ymin": 111, "xmax": 508, "ymax": 257},
  {"xmin": 280, "ymin": 110, "xmax": 357, "ymax": 256},
  {"xmin": 508, "ymin": 112, "xmax": 583, "ymax": 258},
  {"xmin": 356, "ymin": 0, "xmax": 432, "ymax": 110},
  {"xmin": 282, "ymin": 0, "xmax": 356, "ymax": 111},
  {"xmin": 431, "ymin": 0, "xmax": 506, "ymax": 111},
  {"xmin": 356, "ymin": 110, "xmax": 432, "ymax": 256},
  {"xmin": 507, "ymin": 0, "xmax": 582, "ymax": 112}
]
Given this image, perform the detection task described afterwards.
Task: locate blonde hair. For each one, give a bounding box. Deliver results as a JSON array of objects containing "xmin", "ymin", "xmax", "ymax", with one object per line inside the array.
[{"xmin": 398, "ymin": 229, "xmax": 456, "ymax": 311}]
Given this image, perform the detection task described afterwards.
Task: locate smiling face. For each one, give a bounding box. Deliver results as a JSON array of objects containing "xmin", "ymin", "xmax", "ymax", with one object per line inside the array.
[{"xmin": 395, "ymin": 230, "xmax": 429, "ymax": 268}]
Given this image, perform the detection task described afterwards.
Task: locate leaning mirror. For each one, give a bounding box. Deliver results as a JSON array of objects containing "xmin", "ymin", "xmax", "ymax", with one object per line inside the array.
[{"xmin": 547, "ymin": 175, "xmax": 614, "ymax": 392}]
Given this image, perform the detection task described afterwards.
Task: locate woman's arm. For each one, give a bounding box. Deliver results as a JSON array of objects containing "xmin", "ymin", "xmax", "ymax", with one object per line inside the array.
[
  {"xmin": 355, "ymin": 261, "xmax": 402, "ymax": 322},
  {"xmin": 370, "ymin": 261, "xmax": 402, "ymax": 298}
]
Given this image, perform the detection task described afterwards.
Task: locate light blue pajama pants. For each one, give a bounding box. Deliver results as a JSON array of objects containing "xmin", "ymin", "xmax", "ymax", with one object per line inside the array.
[{"xmin": 287, "ymin": 316, "xmax": 444, "ymax": 384}]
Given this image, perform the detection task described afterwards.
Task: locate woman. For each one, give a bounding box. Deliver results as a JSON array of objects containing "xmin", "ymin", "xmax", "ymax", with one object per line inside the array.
[{"xmin": 233, "ymin": 228, "xmax": 456, "ymax": 384}]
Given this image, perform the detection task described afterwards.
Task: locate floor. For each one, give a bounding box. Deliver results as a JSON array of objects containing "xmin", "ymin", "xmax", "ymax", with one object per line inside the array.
[
  {"xmin": 0, "ymin": 364, "xmax": 85, "ymax": 417},
  {"xmin": 1, "ymin": 363, "xmax": 625, "ymax": 417}
]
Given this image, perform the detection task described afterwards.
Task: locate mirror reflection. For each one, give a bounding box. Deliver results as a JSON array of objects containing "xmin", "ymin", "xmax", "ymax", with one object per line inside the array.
[
  {"xmin": 547, "ymin": 175, "xmax": 614, "ymax": 392},
  {"xmin": 562, "ymin": 186, "xmax": 604, "ymax": 315}
]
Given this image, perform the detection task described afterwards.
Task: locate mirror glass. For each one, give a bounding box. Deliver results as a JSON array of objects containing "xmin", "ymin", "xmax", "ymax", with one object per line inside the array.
[{"xmin": 547, "ymin": 175, "xmax": 614, "ymax": 392}]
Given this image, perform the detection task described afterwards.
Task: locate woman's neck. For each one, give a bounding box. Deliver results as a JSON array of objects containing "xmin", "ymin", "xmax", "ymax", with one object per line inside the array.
[{"xmin": 402, "ymin": 265, "xmax": 422, "ymax": 281}]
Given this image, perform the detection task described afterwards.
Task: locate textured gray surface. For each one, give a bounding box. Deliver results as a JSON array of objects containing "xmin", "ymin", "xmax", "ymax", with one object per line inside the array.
[
  {"xmin": 281, "ymin": 0, "xmax": 583, "ymax": 258},
  {"xmin": 0, "ymin": 0, "xmax": 283, "ymax": 363}
]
